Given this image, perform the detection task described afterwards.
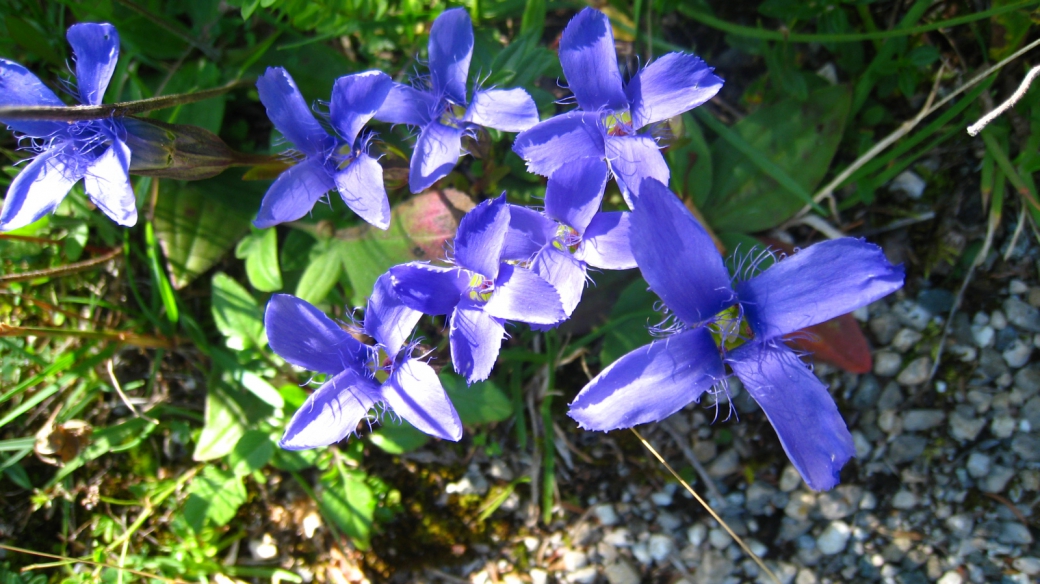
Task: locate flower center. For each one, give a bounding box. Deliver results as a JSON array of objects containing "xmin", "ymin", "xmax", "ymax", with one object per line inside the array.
[
  {"xmin": 466, "ymin": 272, "xmax": 495, "ymax": 303},
  {"xmin": 604, "ymin": 110, "xmax": 634, "ymax": 137},
  {"xmin": 439, "ymin": 102, "xmax": 468, "ymax": 129},
  {"xmin": 334, "ymin": 144, "xmax": 362, "ymax": 170},
  {"xmin": 551, "ymin": 224, "xmax": 581, "ymax": 254},
  {"xmin": 709, "ymin": 305, "xmax": 753, "ymax": 351}
]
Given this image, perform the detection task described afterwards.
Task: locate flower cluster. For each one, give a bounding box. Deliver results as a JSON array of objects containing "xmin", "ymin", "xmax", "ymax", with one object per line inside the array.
[{"xmin": 1, "ymin": 9, "xmax": 905, "ymax": 490}]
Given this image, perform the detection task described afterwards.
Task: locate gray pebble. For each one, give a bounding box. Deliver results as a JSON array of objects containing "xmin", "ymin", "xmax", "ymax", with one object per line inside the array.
[
  {"xmin": 949, "ymin": 407, "xmax": 987, "ymax": 441},
  {"xmin": 687, "ymin": 524, "xmax": 707, "ymax": 547},
  {"xmin": 563, "ymin": 549, "xmax": 588, "ymax": 572},
  {"xmin": 784, "ymin": 492, "xmax": 816, "ymax": 522},
  {"xmin": 891, "ymin": 490, "xmax": 918, "ymax": 509},
  {"xmin": 594, "ymin": 504, "xmax": 619, "ymax": 526},
  {"xmin": 1014, "ymin": 367, "xmax": 1040, "ymax": 397},
  {"xmin": 1004, "ymin": 297, "xmax": 1040, "ymax": 332},
  {"xmin": 650, "ymin": 490, "xmax": 673, "ymax": 507},
  {"xmin": 1010, "ymin": 279, "xmax": 1030, "ymax": 295},
  {"xmin": 991, "ymin": 414, "xmax": 1016, "ymax": 438},
  {"xmin": 852, "ymin": 430, "xmax": 873, "ymax": 459},
  {"xmin": 779, "ymin": 465, "xmax": 803, "ymax": 492},
  {"xmin": 657, "ymin": 511, "xmax": 682, "ymax": 532},
  {"xmin": 891, "ymin": 328, "xmax": 923, "ymax": 352},
  {"xmin": 897, "ymin": 356, "xmax": 931, "ymax": 386},
  {"xmin": 1003, "ymin": 339, "xmax": 1033, "ymax": 368},
  {"xmin": 991, "ymin": 309, "xmax": 1009, "ymax": 329},
  {"xmin": 707, "ymin": 449, "xmax": 740, "ymax": 477},
  {"xmin": 631, "ymin": 542, "xmax": 652, "ymax": 565},
  {"xmin": 1022, "ymin": 396, "xmax": 1040, "ymax": 429},
  {"xmin": 980, "ymin": 466, "xmax": 1016, "ymax": 493},
  {"xmin": 708, "ymin": 528, "xmax": 731, "ymax": 550},
  {"xmin": 648, "ymin": 534, "xmax": 675, "ymax": 562},
  {"xmin": 966, "ymin": 452, "xmax": 991, "ymax": 478},
  {"xmin": 873, "ymin": 351, "xmax": 902, "ymax": 377},
  {"xmin": 876, "ymin": 383, "xmax": 905, "ymax": 411},
  {"xmin": 745, "ymin": 482, "xmax": 778, "ymax": 516},
  {"xmin": 887, "ymin": 434, "xmax": 927, "ymax": 464},
  {"xmin": 945, "ymin": 514, "xmax": 973, "ymax": 537},
  {"xmin": 603, "ymin": 561, "xmax": 640, "ymax": 584},
  {"xmin": 565, "ymin": 566, "xmax": 598, "ymax": 584},
  {"xmin": 966, "ymin": 389, "xmax": 993, "ymax": 413},
  {"xmin": 902, "ymin": 409, "xmax": 945, "ymax": 432},
  {"xmin": 893, "ymin": 300, "xmax": 931, "ymax": 331},
  {"xmin": 816, "ymin": 521, "xmax": 851, "ymax": 555},
  {"xmin": 1012, "ymin": 433, "xmax": 1040, "ymax": 461},
  {"xmin": 818, "ymin": 485, "xmax": 861, "ymax": 519},
  {"xmin": 972, "ymin": 325, "xmax": 995, "ymax": 348},
  {"xmin": 870, "ymin": 313, "xmax": 901, "ymax": 344},
  {"xmin": 1012, "ymin": 557, "xmax": 1040, "ymax": 576},
  {"xmin": 851, "ymin": 375, "xmax": 881, "ymax": 408},
  {"xmin": 999, "ymin": 521, "xmax": 1035, "ymax": 545}
]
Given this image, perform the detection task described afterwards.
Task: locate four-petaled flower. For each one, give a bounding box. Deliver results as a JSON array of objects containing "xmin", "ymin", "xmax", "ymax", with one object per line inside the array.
[
  {"xmin": 502, "ymin": 157, "xmax": 636, "ymax": 317},
  {"xmin": 374, "ymin": 8, "xmax": 540, "ymax": 193},
  {"xmin": 390, "ymin": 195, "xmax": 564, "ymax": 383},
  {"xmin": 513, "ymin": 7, "xmax": 723, "ymax": 206},
  {"xmin": 267, "ymin": 274, "xmax": 462, "ymax": 449},
  {"xmin": 254, "ymin": 67, "xmax": 393, "ymax": 230},
  {"xmin": 0, "ymin": 23, "xmax": 136, "ymax": 231},
  {"xmin": 568, "ymin": 178, "xmax": 905, "ymax": 491}
]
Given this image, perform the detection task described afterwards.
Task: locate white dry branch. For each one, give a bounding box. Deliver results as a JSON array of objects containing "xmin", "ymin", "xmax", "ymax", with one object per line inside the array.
[{"xmin": 967, "ymin": 64, "xmax": 1040, "ymax": 136}]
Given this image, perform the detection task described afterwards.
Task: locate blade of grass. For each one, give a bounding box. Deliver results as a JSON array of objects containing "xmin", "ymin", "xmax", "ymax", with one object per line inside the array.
[
  {"xmin": 0, "ymin": 351, "xmax": 75, "ymax": 406},
  {"xmin": 541, "ymin": 331, "xmax": 557, "ymax": 525},
  {"xmin": 0, "ymin": 247, "xmax": 122, "ymax": 284},
  {"xmin": 0, "ymin": 544, "xmax": 187, "ymax": 583},
  {"xmin": 145, "ymin": 216, "xmax": 179, "ymax": 326}
]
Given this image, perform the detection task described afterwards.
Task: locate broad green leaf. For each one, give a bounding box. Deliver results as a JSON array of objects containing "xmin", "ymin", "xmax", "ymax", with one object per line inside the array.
[
  {"xmin": 667, "ymin": 114, "xmax": 713, "ymax": 208},
  {"xmin": 334, "ymin": 189, "xmax": 474, "ymax": 307},
  {"xmin": 294, "ymin": 240, "xmax": 343, "ymax": 305},
  {"xmin": 194, "ymin": 383, "xmax": 247, "ymax": 461},
  {"xmin": 212, "ymin": 272, "xmax": 265, "ymax": 349},
  {"xmin": 320, "ymin": 470, "xmax": 375, "ymax": 549},
  {"xmin": 183, "ymin": 467, "xmax": 247, "ymax": 531},
  {"xmin": 369, "ymin": 421, "xmax": 430, "ymax": 454},
  {"xmin": 229, "ymin": 430, "xmax": 275, "ymax": 476},
  {"xmin": 600, "ymin": 278, "xmax": 657, "ymax": 366},
  {"xmin": 702, "ymin": 84, "xmax": 852, "ymax": 233},
  {"xmin": 153, "ymin": 177, "xmax": 260, "ymax": 288},
  {"xmin": 163, "ymin": 59, "xmax": 226, "ymax": 133},
  {"xmin": 236, "ymin": 228, "xmax": 283, "ymax": 292},
  {"xmin": 441, "ymin": 372, "xmax": 512, "ymax": 425}
]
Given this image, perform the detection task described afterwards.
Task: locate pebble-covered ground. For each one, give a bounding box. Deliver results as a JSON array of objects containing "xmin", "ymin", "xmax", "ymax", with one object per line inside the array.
[{"xmin": 380, "ymin": 198, "xmax": 1040, "ymax": 584}]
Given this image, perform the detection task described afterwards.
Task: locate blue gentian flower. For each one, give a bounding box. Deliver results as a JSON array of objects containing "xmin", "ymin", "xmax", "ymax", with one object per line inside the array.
[
  {"xmin": 254, "ymin": 67, "xmax": 393, "ymax": 230},
  {"xmin": 266, "ymin": 275, "xmax": 462, "ymax": 449},
  {"xmin": 0, "ymin": 23, "xmax": 136, "ymax": 231},
  {"xmin": 502, "ymin": 157, "xmax": 636, "ymax": 317},
  {"xmin": 513, "ymin": 7, "xmax": 723, "ymax": 205},
  {"xmin": 568, "ymin": 179, "xmax": 905, "ymax": 491},
  {"xmin": 374, "ymin": 8, "xmax": 540, "ymax": 193},
  {"xmin": 390, "ymin": 195, "xmax": 564, "ymax": 383}
]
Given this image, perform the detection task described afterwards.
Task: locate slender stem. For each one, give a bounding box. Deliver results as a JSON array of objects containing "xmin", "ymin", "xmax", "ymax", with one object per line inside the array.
[
  {"xmin": 0, "ymin": 247, "xmax": 122, "ymax": 284},
  {"xmin": 0, "ymin": 544, "xmax": 186, "ymax": 584},
  {"xmin": 541, "ymin": 332, "xmax": 557, "ymax": 525},
  {"xmin": 0, "ymin": 325, "xmax": 177, "ymax": 349}
]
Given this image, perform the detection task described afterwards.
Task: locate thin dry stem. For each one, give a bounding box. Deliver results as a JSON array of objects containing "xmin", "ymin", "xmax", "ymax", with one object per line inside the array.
[{"xmin": 968, "ymin": 64, "xmax": 1040, "ymax": 136}]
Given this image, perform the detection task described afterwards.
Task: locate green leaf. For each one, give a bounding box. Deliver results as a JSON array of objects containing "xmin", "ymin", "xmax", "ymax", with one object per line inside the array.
[
  {"xmin": 369, "ymin": 421, "xmax": 430, "ymax": 454},
  {"xmin": 153, "ymin": 177, "xmax": 258, "ymax": 289},
  {"xmin": 320, "ymin": 470, "xmax": 375, "ymax": 549},
  {"xmin": 441, "ymin": 373, "xmax": 512, "ymax": 425},
  {"xmin": 667, "ymin": 114, "xmax": 713, "ymax": 208},
  {"xmin": 211, "ymin": 272, "xmax": 265, "ymax": 349},
  {"xmin": 294, "ymin": 239, "xmax": 343, "ymax": 305},
  {"xmin": 229, "ymin": 430, "xmax": 275, "ymax": 476},
  {"xmin": 331, "ymin": 189, "xmax": 473, "ymax": 307},
  {"xmin": 520, "ymin": 0, "xmax": 546, "ymax": 37},
  {"xmin": 183, "ymin": 467, "xmax": 247, "ymax": 531},
  {"xmin": 600, "ymin": 278, "xmax": 657, "ymax": 366},
  {"xmin": 193, "ymin": 372, "xmax": 274, "ymax": 462},
  {"xmin": 236, "ymin": 228, "xmax": 283, "ymax": 292},
  {"xmin": 701, "ymin": 84, "xmax": 852, "ymax": 233}
]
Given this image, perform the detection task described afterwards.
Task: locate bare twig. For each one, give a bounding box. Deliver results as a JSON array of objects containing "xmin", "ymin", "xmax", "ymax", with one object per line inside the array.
[
  {"xmin": 106, "ymin": 360, "xmax": 159, "ymax": 424},
  {"xmin": 968, "ymin": 65, "xmax": 1040, "ymax": 136},
  {"xmin": 0, "ymin": 247, "xmax": 122, "ymax": 284}
]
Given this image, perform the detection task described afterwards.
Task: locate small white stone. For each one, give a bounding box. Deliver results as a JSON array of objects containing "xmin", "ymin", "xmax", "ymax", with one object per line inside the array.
[
  {"xmin": 302, "ymin": 511, "xmax": 322, "ymax": 538},
  {"xmin": 687, "ymin": 524, "xmax": 707, "ymax": 547},
  {"xmin": 991, "ymin": 415, "xmax": 1017, "ymax": 439},
  {"xmin": 593, "ymin": 503, "xmax": 619, "ymax": 526},
  {"xmin": 1011, "ymin": 279, "xmax": 1030, "ymax": 295},
  {"xmin": 708, "ymin": 528, "xmax": 731, "ymax": 550},
  {"xmin": 1013, "ymin": 557, "xmax": 1040, "ymax": 576},
  {"xmin": 966, "ymin": 452, "xmax": 991, "ymax": 478},
  {"xmin": 873, "ymin": 351, "xmax": 903, "ymax": 377},
  {"xmin": 603, "ymin": 528, "xmax": 631, "ymax": 547},
  {"xmin": 565, "ymin": 566, "xmax": 598, "ymax": 584},
  {"xmin": 859, "ymin": 492, "xmax": 877, "ymax": 510},
  {"xmin": 816, "ymin": 521, "xmax": 851, "ymax": 555},
  {"xmin": 1003, "ymin": 339, "xmax": 1033, "ymax": 368},
  {"xmin": 632, "ymin": 542, "xmax": 652, "ymax": 565},
  {"xmin": 891, "ymin": 490, "xmax": 918, "ymax": 509},
  {"xmin": 815, "ymin": 62, "xmax": 839, "ymax": 85},
  {"xmin": 648, "ymin": 534, "xmax": 675, "ymax": 562},
  {"xmin": 972, "ymin": 324, "xmax": 995, "ymax": 348},
  {"xmin": 891, "ymin": 328, "xmax": 923, "ymax": 352},
  {"xmin": 779, "ymin": 465, "xmax": 802, "ymax": 492},
  {"xmin": 563, "ymin": 550, "xmax": 588, "ymax": 572},
  {"xmin": 1021, "ymin": 419, "xmax": 1033, "ymax": 432},
  {"xmin": 991, "ymin": 310, "xmax": 1009, "ymax": 330},
  {"xmin": 530, "ymin": 569, "xmax": 548, "ymax": 584},
  {"xmin": 937, "ymin": 571, "xmax": 964, "ymax": 584},
  {"xmin": 650, "ymin": 490, "xmax": 673, "ymax": 507},
  {"xmin": 889, "ymin": 170, "xmax": 926, "ymax": 199},
  {"xmin": 248, "ymin": 533, "xmax": 278, "ymax": 560}
]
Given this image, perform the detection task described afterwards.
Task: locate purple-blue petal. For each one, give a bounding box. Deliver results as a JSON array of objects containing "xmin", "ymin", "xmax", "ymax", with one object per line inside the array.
[
  {"xmin": 253, "ymin": 158, "xmax": 336, "ymax": 229},
  {"xmin": 279, "ymin": 370, "xmax": 382, "ymax": 450},
  {"xmin": 67, "ymin": 23, "xmax": 119, "ymax": 106},
  {"xmin": 544, "ymin": 156, "xmax": 608, "ymax": 234},
  {"xmin": 409, "ymin": 121, "xmax": 464, "ymax": 193},
  {"xmin": 365, "ymin": 272, "xmax": 422, "ymax": 355},
  {"xmin": 512, "ymin": 111, "xmax": 605, "ymax": 178},
  {"xmin": 453, "ymin": 195, "xmax": 509, "ymax": 279},
  {"xmin": 330, "ymin": 70, "xmax": 393, "ymax": 147},
  {"xmin": 0, "ymin": 58, "xmax": 66, "ymax": 136},
  {"xmin": 559, "ymin": 7, "xmax": 628, "ymax": 113},
  {"xmin": 374, "ymin": 83, "xmax": 438, "ymax": 127},
  {"xmin": 83, "ymin": 138, "xmax": 136, "ymax": 226},
  {"xmin": 334, "ymin": 152, "xmax": 390, "ymax": 230},
  {"xmin": 484, "ymin": 263, "xmax": 565, "ymax": 325},
  {"xmin": 626, "ymin": 52, "xmax": 723, "ymax": 129},
  {"xmin": 532, "ymin": 247, "xmax": 586, "ymax": 317},
  {"xmin": 464, "ymin": 88, "xmax": 539, "ymax": 133},
  {"xmin": 729, "ymin": 342, "xmax": 855, "ymax": 491},
  {"xmin": 450, "ymin": 298, "xmax": 506, "ymax": 383},
  {"xmin": 0, "ymin": 148, "xmax": 83, "ymax": 232},
  {"xmin": 264, "ymin": 293, "xmax": 370, "ymax": 375},
  {"xmin": 568, "ymin": 327, "xmax": 724, "ymax": 431},
  {"xmin": 428, "ymin": 8, "xmax": 473, "ymax": 105},
  {"xmin": 501, "ymin": 204, "xmax": 553, "ymax": 262},
  {"xmin": 737, "ymin": 238, "xmax": 905, "ymax": 340},
  {"xmin": 256, "ymin": 67, "xmax": 334, "ymax": 159},
  {"xmin": 631, "ymin": 179, "xmax": 734, "ymax": 326},
  {"xmin": 605, "ymin": 133, "xmax": 670, "ymax": 206},
  {"xmin": 389, "ymin": 262, "xmax": 467, "ymax": 316},
  {"xmin": 575, "ymin": 211, "xmax": 635, "ymax": 270},
  {"xmin": 382, "ymin": 358, "xmax": 462, "ymax": 441}
]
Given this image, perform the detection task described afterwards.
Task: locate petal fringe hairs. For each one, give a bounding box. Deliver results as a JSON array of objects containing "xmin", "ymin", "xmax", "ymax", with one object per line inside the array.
[{"xmin": 0, "ymin": 9, "xmax": 905, "ymax": 491}]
